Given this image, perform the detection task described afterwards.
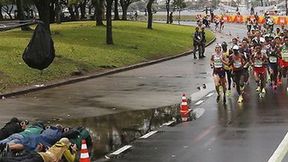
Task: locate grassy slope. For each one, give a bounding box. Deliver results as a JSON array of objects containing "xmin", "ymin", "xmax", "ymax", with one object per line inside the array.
[{"xmin": 0, "ymin": 21, "xmax": 214, "ymax": 92}]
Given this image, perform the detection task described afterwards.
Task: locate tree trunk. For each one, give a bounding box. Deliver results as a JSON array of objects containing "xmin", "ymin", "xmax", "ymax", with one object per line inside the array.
[
  {"xmin": 121, "ymin": 6, "xmax": 128, "ymax": 20},
  {"xmin": 260, "ymin": 0, "xmax": 263, "ymax": 6},
  {"xmin": 106, "ymin": 0, "xmax": 113, "ymax": 44},
  {"xmin": 49, "ymin": 0, "xmax": 56, "ymax": 23},
  {"xmin": 178, "ymin": 10, "xmax": 180, "ymax": 24},
  {"xmin": 114, "ymin": 0, "xmax": 120, "ymax": 20},
  {"xmin": 95, "ymin": 0, "xmax": 104, "ymax": 26},
  {"xmin": 165, "ymin": 0, "xmax": 170, "ymax": 24},
  {"xmin": 147, "ymin": 0, "xmax": 154, "ymax": 29},
  {"xmin": 0, "ymin": 5, "xmax": 3, "ymax": 20},
  {"xmin": 16, "ymin": 0, "xmax": 31, "ymax": 31},
  {"xmin": 68, "ymin": 6, "xmax": 76, "ymax": 20},
  {"xmin": 55, "ymin": 0, "xmax": 61, "ymax": 24},
  {"xmin": 75, "ymin": 5, "xmax": 80, "ymax": 20},
  {"xmin": 80, "ymin": 0, "xmax": 87, "ymax": 19},
  {"xmin": 33, "ymin": 0, "xmax": 51, "ymax": 33}
]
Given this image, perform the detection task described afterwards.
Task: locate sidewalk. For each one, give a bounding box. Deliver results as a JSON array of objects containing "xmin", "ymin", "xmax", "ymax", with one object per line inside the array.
[{"xmin": 0, "ymin": 24, "xmax": 246, "ymax": 126}]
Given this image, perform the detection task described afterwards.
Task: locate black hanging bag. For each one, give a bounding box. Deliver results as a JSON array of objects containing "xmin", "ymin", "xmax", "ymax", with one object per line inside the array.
[{"xmin": 22, "ymin": 22, "xmax": 55, "ymax": 70}]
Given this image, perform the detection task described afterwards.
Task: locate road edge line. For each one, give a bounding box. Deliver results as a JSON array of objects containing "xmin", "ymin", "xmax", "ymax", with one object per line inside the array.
[{"xmin": 268, "ymin": 131, "xmax": 288, "ymax": 162}]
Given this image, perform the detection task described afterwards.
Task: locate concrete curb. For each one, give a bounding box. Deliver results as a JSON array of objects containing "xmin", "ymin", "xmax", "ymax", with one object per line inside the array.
[{"xmin": 0, "ymin": 36, "xmax": 216, "ymax": 98}]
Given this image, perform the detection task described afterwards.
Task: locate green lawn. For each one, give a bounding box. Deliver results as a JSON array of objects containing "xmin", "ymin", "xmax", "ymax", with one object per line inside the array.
[{"xmin": 0, "ymin": 21, "xmax": 214, "ymax": 92}]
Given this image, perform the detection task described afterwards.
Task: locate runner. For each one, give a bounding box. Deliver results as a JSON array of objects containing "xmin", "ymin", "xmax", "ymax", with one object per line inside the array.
[
  {"xmin": 210, "ymin": 44, "xmax": 226, "ymax": 103},
  {"xmin": 230, "ymin": 45, "xmax": 246, "ymax": 103},
  {"xmin": 267, "ymin": 43, "xmax": 279, "ymax": 90},
  {"xmin": 239, "ymin": 39, "xmax": 252, "ymax": 85},
  {"xmin": 221, "ymin": 42, "xmax": 232, "ymax": 96},
  {"xmin": 251, "ymin": 44, "xmax": 268, "ymax": 98},
  {"xmin": 280, "ymin": 36, "xmax": 288, "ymax": 88}
]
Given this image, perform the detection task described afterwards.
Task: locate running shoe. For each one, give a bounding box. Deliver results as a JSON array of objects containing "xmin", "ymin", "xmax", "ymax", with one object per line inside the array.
[
  {"xmin": 216, "ymin": 95, "xmax": 220, "ymax": 103},
  {"xmin": 273, "ymin": 85, "xmax": 277, "ymax": 90},
  {"xmin": 226, "ymin": 90, "xmax": 231, "ymax": 97},
  {"xmin": 262, "ymin": 88, "xmax": 266, "ymax": 94},
  {"xmin": 256, "ymin": 86, "xmax": 261, "ymax": 92},
  {"xmin": 240, "ymin": 86, "xmax": 245, "ymax": 91},
  {"xmin": 259, "ymin": 92, "xmax": 264, "ymax": 98},
  {"xmin": 237, "ymin": 95, "xmax": 243, "ymax": 103}
]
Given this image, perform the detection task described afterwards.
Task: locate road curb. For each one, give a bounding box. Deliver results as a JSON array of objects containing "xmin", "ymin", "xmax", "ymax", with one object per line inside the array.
[{"xmin": 0, "ymin": 37, "xmax": 216, "ymax": 98}]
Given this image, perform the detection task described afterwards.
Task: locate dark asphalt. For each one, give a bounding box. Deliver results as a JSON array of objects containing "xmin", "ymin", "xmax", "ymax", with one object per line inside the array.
[{"xmin": 110, "ymin": 79, "xmax": 288, "ymax": 162}]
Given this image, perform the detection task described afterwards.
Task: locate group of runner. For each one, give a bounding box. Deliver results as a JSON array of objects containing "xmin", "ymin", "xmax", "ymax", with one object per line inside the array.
[{"xmin": 210, "ymin": 20, "xmax": 288, "ymax": 104}]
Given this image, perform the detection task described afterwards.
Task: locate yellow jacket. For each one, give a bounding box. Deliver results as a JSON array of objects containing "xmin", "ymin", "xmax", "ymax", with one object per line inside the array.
[{"xmin": 38, "ymin": 138, "xmax": 76, "ymax": 162}]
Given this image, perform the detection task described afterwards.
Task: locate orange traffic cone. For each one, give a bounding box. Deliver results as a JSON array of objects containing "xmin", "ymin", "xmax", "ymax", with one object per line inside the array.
[
  {"xmin": 80, "ymin": 139, "xmax": 91, "ymax": 162},
  {"xmin": 180, "ymin": 94, "xmax": 190, "ymax": 122}
]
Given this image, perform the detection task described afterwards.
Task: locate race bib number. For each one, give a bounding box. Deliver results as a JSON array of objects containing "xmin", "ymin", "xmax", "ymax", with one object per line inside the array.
[
  {"xmin": 233, "ymin": 60, "xmax": 242, "ymax": 68},
  {"xmin": 254, "ymin": 59, "xmax": 263, "ymax": 67},
  {"xmin": 269, "ymin": 56, "xmax": 277, "ymax": 63},
  {"xmin": 214, "ymin": 57, "xmax": 223, "ymax": 68},
  {"xmin": 282, "ymin": 52, "xmax": 288, "ymax": 62}
]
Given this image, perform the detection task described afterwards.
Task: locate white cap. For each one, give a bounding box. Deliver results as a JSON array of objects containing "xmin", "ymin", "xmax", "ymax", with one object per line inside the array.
[{"xmin": 232, "ymin": 45, "xmax": 239, "ymax": 50}]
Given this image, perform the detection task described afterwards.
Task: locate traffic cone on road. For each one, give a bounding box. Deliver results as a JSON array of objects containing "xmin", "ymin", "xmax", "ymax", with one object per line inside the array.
[
  {"xmin": 80, "ymin": 139, "xmax": 91, "ymax": 162},
  {"xmin": 180, "ymin": 94, "xmax": 190, "ymax": 122}
]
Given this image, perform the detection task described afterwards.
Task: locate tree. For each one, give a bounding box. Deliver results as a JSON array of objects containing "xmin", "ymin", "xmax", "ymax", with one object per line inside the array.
[
  {"xmin": 172, "ymin": 0, "xmax": 186, "ymax": 24},
  {"xmin": 146, "ymin": 0, "xmax": 154, "ymax": 29},
  {"xmin": 114, "ymin": 0, "xmax": 120, "ymax": 20},
  {"xmin": 33, "ymin": 0, "xmax": 51, "ymax": 33},
  {"xmin": 0, "ymin": 2, "xmax": 3, "ymax": 20},
  {"xmin": 16, "ymin": 0, "xmax": 31, "ymax": 31},
  {"xmin": 165, "ymin": 0, "xmax": 171, "ymax": 24},
  {"xmin": 93, "ymin": 0, "xmax": 105, "ymax": 26},
  {"xmin": 55, "ymin": 0, "xmax": 62, "ymax": 24},
  {"xmin": 120, "ymin": 0, "xmax": 139, "ymax": 20},
  {"xmin": 79, "ymin": 0, "xmax": 87, "ymax": 19},
  {"xmin": 1, "ymin": 0, "xmax": 14, "ymax": 19},
  {"xmin": 106, "ymin": 0, "xmax": 113, "ymax": 44}
]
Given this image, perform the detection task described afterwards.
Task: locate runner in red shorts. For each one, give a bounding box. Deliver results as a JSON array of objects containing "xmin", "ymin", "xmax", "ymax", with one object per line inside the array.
[{"xmin": 251, "ymin": 44, "xmax": 268, "ymax": 98}]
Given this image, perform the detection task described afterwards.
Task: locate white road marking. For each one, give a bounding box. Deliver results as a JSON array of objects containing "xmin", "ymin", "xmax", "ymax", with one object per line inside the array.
[
  {"xmin": 110, "ymin": 145, "xmax": 132, "ymax": 155},
  {"xmin": 140, "ymin": 131, "xmax": 158, "ymax": 139},
  {"xmin": 268, "ymin": 131, "xmax": 288, "ymax": 162},
  {"xmin": 193, "ymin": 108, "xmax": 205, "ymax": 119},
  {"xmin": 162, "ymin": 121, "xmax": 175, "ymax": 126},
  {"xmin": 206, "ymin": 92, "xmax": 214, "ymax": 98},
  {"xmin": 195, "ymin": 100, "xmax": 204, "ymax": 106}
]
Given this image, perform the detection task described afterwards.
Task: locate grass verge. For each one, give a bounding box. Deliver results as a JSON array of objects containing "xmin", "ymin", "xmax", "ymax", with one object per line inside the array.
[{"xmin": 0, "ymin": 21, "xmax": 214, "ymax": 93}]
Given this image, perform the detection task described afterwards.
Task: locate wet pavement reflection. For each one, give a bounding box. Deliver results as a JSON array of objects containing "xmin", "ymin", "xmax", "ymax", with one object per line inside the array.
[{"xmin": 49, "ymin": 105, "xmax": 180, "ymax": 160}]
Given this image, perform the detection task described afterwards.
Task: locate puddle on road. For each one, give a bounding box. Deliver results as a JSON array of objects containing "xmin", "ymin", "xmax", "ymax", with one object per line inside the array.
[{"xmin": 50, "ymin": 105, "xmax": 180, "ymax": 160}]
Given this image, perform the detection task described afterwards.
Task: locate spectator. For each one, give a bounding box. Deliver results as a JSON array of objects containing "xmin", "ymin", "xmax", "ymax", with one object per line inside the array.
[
  {"xmin": 200, "ymin": 27, "xmax": 206, "ymax": 58},
  {"xmin": 193, "ymin": 27, "xmax": 202, "ymax": 59},
  {"xmin": 0, "ymin": 118, "xmax": 28, "ymax": 140}
]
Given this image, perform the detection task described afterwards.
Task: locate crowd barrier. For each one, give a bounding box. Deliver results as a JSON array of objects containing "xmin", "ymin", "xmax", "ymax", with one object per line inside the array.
[{"xmin": 213, "ymin": 15, "xmax": 288, "ymax": 25}]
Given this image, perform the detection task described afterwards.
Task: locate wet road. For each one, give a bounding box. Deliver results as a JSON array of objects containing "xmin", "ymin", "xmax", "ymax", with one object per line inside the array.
[
  {"xmin": 1, "ymin": 22, "xmax": 287, "ymax": 161},
  {"xmin": 110, "ymin": 81, "xmax": 288, "ymax": 162},
  {"xmin": 0, "ymin": 23, "xmax": 245, "ymax": 124}
]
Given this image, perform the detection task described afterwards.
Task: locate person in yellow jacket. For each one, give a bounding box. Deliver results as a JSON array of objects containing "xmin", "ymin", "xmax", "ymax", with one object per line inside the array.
[{"xmin": 0, "ymin": 138, "xmax": 77, "ymax": 162}]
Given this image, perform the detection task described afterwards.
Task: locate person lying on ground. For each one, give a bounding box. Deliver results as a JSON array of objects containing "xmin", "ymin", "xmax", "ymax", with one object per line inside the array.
[
  {"xmin": 0, "ymin": 118, "xmax": 29, "ymax": 140},
  {"xmin": 2, "ymin": 125, "xmax": 65, "ymax": 152},
  {"xmin": 0, "ymin": 138, "xmax": 77, "ymax": 162},
  {"xmin": 0, "ymin": 121, "xmax": 44, "ymax": 145}
]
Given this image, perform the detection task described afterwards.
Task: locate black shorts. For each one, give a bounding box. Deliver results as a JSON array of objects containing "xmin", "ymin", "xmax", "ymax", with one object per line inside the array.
[{"xmin": 214, "ymin": 69, "xmax": 226, "ymax": 78}]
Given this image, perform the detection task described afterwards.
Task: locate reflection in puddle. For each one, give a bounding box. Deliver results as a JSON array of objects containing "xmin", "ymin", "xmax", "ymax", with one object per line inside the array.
[{"xmin": 50, "ymin": 106, "xmax": 179, "ymax": 160}]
